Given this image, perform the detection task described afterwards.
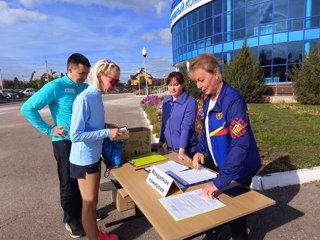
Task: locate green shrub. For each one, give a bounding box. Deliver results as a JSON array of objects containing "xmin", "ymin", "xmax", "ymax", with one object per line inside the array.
[
  {"xmin": 223, "ymin": 40, "xmax": 265, "ymax": 103},
  {"xmin": 289, "ymin": 47, "xmax": 320, "ymax": 105}
]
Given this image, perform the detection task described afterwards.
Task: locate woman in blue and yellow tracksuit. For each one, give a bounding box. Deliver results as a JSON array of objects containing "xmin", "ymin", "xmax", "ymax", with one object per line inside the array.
[{"xmin": 189, "ymin": 53, "xmax": 261, "ymax": 240}]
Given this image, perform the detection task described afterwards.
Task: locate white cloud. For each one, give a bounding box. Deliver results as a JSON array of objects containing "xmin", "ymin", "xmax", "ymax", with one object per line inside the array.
[
  {"xmin": 159, "ymin": 28, "xmax": 171, "ymax": 45},
  {"xmin": 18, "ymin": 0, "xmax": 171, "ymax": 16},
  {"xmin": 0, "ymin": 1, "xmax": 47, "ymax": 27},
  {"xmin": 140, "ymin": 28, "xmax": 171, "ymax": 45}
]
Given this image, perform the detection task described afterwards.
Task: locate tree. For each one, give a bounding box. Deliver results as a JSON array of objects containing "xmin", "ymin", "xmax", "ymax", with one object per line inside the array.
[
  {"xmin": 289, "ymin": 47, "xmax": 320, "ymax": 105},
  {"xmin": 181, "ymin": 67, "xmax": 202, "ymax": 100},
  {"xmin": 223, "ymin": 40, "xmax": 265, "ymax": 103}
]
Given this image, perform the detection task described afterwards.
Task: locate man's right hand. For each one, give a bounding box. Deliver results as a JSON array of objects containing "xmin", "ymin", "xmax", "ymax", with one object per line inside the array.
[
  {"xmin": 52, "ymin": 126, "xmax": 68, "ymax": 138},
  {"xmin": 192, "ymin": 152, "xmax": 204, "ymax": 169}
]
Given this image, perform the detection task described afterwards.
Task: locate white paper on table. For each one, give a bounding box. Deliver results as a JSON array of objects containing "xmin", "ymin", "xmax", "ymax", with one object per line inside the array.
[
  {"xmin": 159, "ymin": 189, "xmax": 226, "ymax": 221},
  {"xmin": 145, "ymin": 160, "xmax": 189, "ymax": 173},
  {"xmin": 170, "ymin": 167, "xmax": 217, "ymax": 186}
]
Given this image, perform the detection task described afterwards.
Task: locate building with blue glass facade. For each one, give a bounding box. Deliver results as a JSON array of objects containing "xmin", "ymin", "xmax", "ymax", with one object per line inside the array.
[{"xmin": 170, "ymin": 0, "xmax": 320, "ymax": 84}]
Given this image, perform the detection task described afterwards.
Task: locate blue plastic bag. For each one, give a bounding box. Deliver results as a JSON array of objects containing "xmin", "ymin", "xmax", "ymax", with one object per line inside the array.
[{"xmin": 101, "ymin": 137, "xmax": 123, "ymax": 169}]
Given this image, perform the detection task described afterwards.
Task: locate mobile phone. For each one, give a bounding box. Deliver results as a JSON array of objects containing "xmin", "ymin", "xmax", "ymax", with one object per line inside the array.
[
  {"xmin": 223, "ymin": 185, "xmax": 250, "ymax": 197},
  {"xmin": 119, "ymin": 126, "xmax": 129, "ymax": 134}
]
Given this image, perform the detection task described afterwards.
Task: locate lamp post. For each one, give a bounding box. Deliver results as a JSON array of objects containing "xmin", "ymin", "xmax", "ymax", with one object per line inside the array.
[
  {"xmin": 136, "ymin": 69, "xmax": 140, "ymax": 95},
  {"xmin": 142, "ymin": 47, "xmax": 148, "ymax": 95}
]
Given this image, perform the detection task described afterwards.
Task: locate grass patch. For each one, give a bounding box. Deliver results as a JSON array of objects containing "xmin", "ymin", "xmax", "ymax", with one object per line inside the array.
[{"xmin": 249, "ymin": 103, "xmax": 320, "ymax": 174}]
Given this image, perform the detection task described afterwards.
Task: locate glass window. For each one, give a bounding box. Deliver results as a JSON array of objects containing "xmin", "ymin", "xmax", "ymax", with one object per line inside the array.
[
  {"xmin": 199, "ymin": 21, "xmax": 205, "ymax": 39},
  {"xmin": 247, "ymin": 0, "xmax": 258, "ymax": 5},
  {"xmin": 188, "ymin": 27, "xmax": 193, "ymax": 43},
  {"xmin": 206, "ymin": 18, "xmax": 213, "ymax": 37},
  {"xmin": 259, "ymin": 45, "xmax": 272, "ymax": 66},
  {"xmin": 234, "ymin": 0, "xmax": 245, "ymax": 9},
  {"xmin": 214, "ymin": 34, "xmax": 223, "ymax": 44},
  {"xmin": 214, "ymin": 16, "xmax": 222, "ymax": 33},
  {"xmin": 234, "ymin": 28, "xmax": 245, "ymax": 40},
  {"xmin": 274, "ymin": 20, "xmax": 288, "ymax": 33},
  {"xmin": 289, "ymin": 19, "xmax": 304, "ymax": 31},
  {"xmin": 193, "ymin": 24, "xmax": 198, "ymax": 42},
  {"xmin": 183, "ymin": 31, "xmax": 187, "ymax": 45},
  {"xmin": 273, "ymin": 43, "xmax": 287, "ymax": 65},
  {"xmin": 289, "ymin": 30, "xmax": 303, "ymax": 41},
  {"xmin": 246, "ymin": 26, "xmax": 257, "ymax": 37},
  {"xmin": 259, "ymin": 34, "xmax": 272, "ymax": 45},
  {"xmin": 311, "ymin": 16, "xmax": 320, "ymax": 28},
  {"xmin": 191, "ymin": 11, "xmax": 198, "ymax": 24},
  {"xmin": 289, "ymin": 0, "xmax": 305, "ymax": 19},
  {"xmin": 274, "ymin": 32, "xmax": 288, "ymax": 43},
  {"xmin": 214, "ymin": 0, "xmax": 223, "ymax": 15},
  {"xmin": 199, "ymin": 39, "xmax": 205, "ymax": 48},
  {"xmin": 288, "ymin": 41, "xmax": 303, "ymax": 63},
  {"xmin": 261, "ymin": 66, "xmax": 272, "ymax": 79},
  {"xmin": 205, "ymin": 3, "xmax": 213, "ymax": 19},
  {"xmin": 223, "ymin": 52, "xmax": 233, "ymax": 64},
  {"xmin": 206, "ymin": 37, "xmax": 213, "ymax": 46},
  {"xmin": 199, "ymin": 5, "xmax": 205, "ymax": 21},
  {"xmin": 273, "ymin": 65, "xmax": 287, "ymax": 82},
  {"xmin": 249, "ymin": 46, "xmax": 258, "ymax": 59},
  {"xmin": 274, "ymin": 1, "xmax": 288, "ymax": 21},
  {"xmin": 260, "ymin": 1, "xmax": 273, "ymax": 24},
  {"xmin": 234, "ymin": 7, "xmax": 245, "ymax": 30},
  {"xmin": 246, "ymin": 4, "xmax": 259, "ymax": 27},
  {"xmin": 311, "ymin": 0, "xmax": 320, "ymax": 15}
]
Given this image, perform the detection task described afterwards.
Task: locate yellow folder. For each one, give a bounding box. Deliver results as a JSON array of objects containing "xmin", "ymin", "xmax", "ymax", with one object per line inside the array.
[{"xmin": 129, "ymin": 152, "xmax": 167, "ymax": 167}]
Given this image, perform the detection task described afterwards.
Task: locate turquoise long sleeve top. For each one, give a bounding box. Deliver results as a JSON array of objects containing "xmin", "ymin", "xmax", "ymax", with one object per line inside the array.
[
  {"xmin": 20, "ymin": 75, "xmax": 88, "ymax": 142},
  {"xmin": 69, "ymin": 84, "xmax": 110, "ymax": 166}
]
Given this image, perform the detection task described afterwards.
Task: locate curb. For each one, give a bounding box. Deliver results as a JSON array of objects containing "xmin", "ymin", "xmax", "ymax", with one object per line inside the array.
[
  {"xmin": 251, "ymin": 166, "xmax": 320, "ymax": 190},
  {"xmin": 140, "ymin": 107, "xmax": 320, "ymax": 190}
]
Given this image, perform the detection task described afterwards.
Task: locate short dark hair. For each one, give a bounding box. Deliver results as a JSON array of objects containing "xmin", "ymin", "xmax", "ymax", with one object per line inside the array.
[
  {"xmin": 67, "ymin": 53, "xmax": 91, "ymax": 68},
  {"xmin": 166, "ymin": 71, "xmax": 184, "ymax": 85}
]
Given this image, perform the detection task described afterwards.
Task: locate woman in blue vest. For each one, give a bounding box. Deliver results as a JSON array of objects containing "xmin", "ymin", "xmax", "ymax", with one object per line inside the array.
[
  {"xmin": 69, "ymin": 59, "xmax": 123, "ymax": 240},
  {"xmin": 155, "ymin": 71, "xmax": 198, "ymax": 161},
  {"xmin": 189, "ymin": 53, "xmax": 261, "ymax": 240}
]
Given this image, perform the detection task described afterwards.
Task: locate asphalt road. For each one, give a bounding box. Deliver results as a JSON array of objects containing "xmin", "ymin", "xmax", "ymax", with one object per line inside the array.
[{"xmin": 0, "ymin": 93, "xmax": 319, "ymax": 240}]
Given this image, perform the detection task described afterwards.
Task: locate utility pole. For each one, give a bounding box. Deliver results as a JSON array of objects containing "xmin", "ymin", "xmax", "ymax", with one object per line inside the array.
[
  {"xmin": 45, "ymin": 57, "xmax": 49, "ymax": 81},
  {"xmin": 0, "ymin": 68, "xmax": 3, "ymax": 90}
]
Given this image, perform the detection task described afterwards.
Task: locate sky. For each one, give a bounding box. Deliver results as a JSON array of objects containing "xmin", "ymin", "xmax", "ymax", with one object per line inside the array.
[{"xmin": 0, "ymin": 0, "xmax": 175, "ymax": 83}]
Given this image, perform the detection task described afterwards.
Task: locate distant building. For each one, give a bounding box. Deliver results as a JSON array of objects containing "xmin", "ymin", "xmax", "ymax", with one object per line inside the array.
[
  {"xmin": 170, "ymin": 0, "xmax": 320, "ymax": 86},
  {"xmin": 129, "ymin": 68, "xmax": 164, "ymax": 86},
  {"xmin": 31, "ymin": 69, "xmax": 64, "ymax": 81}
]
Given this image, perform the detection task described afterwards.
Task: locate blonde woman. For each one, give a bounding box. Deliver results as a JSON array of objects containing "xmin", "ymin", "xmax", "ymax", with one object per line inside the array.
[{"xmin": 69, "ymin": 59, "xmax": 122, "ymax": 240}]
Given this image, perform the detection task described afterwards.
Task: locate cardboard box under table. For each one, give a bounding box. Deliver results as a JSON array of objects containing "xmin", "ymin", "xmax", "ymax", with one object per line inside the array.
[
  {"xmin": 100, "ymin": 179, "xmax": 135, "ymax": 212},
  {"xmin": 122, "ymin": 127, "xmax": 151, "ymax": 160}
]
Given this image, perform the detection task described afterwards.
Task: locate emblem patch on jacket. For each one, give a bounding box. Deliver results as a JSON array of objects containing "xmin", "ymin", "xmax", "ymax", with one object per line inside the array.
[
  {"xmin": 65, "ymin": 88, "xmax": 75, "ymax": 93},
  {"xmin": 216, "ymin": 112, "xmax": 223, "ymax": 120},
  {"xmin": 230, "ymin": 118, "xmax": 247, "ymax": 139}
]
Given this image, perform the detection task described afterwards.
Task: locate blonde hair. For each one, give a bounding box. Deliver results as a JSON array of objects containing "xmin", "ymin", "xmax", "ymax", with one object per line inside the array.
[
  {"xmin": 189, "ymin": 53, "xmax": 222, "ymax": 81},
  {"xmin": 88, "ymin": 59, "xmax": 120, "ymax": 89}
]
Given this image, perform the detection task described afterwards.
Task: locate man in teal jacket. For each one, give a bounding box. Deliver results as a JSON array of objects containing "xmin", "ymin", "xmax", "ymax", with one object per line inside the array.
[{"xmin": 21, "ymin": 53, "xmax": 90, "ymax": 238}]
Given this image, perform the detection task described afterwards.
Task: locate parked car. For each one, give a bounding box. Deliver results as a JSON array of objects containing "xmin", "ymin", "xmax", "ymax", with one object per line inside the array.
[
  {"xmin": 0, "ymin": 90, "xmax": 5, "ymax": 100},
  {"xmin": 23, "ymin": 88, "xmax": 36, "ymax": 97}
]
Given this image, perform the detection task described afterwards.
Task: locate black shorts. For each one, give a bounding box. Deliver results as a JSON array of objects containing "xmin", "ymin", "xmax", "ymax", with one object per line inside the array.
[{"xmin": 70, "ymin": 160, "xmax": 101, "ymax": 179}]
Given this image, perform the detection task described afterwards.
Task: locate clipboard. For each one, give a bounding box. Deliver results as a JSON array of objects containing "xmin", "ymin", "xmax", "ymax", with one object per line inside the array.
[{"xmin": 166, "ymin": 168, "xmax": 216, "ymax": 188}]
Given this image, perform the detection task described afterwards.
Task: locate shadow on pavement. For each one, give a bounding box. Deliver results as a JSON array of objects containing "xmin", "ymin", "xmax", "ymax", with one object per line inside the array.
[{"xmin": 249, "ymin": 156, "xmax": 303, "ymax": 239}]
